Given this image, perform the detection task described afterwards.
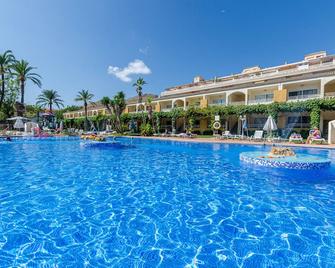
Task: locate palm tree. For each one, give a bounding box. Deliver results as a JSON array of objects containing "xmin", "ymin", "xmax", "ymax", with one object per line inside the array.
[
  {"xmin": 146, "ymin": 96, "xmax": 153, "ymax": 121},
  {"xmin": 110, "ymin": 91, "xmax": 126, "ymax": 133},
  {"xmin": 0, "ymin": 50, "xmax": 15, "ymax": 108},
  {"xmin": 12, "ymin": 60, "xmax": 42, "ymax": 104},
  {"xmin": 75, "ymin": 90, "xmax": 94, "ymax": 130},
  {"xmin": 101, "ymin": 96, "xmax": 112, "ymax": 114},
  {"xmin": 36, "ymin": 89, "xmax": 64, "ymax": 113},
  {"xmin": 101, "ymin": 96, "xmax": 112, "ymax": 130},
  {"xmin": 133, "ymin": 77, "xmax": 147, "ymax": 104}
]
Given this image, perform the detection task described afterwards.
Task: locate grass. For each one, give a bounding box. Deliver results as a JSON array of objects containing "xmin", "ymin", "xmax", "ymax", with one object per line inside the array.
[{"xmin": 196, "ymin": 135, "xmax": 215, "ymax": 138}]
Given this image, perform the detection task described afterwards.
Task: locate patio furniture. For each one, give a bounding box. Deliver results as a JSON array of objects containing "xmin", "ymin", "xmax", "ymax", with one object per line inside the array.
[
  {"xmin": 289, "ymin": 133, "xmax": 304, "ymax": 143},
  {"xmin": 311, "ymin": 137, "xmax": 326, "ymax": 144},
  {"xmin": 220, "ymin": 131, "xmax": 234, "ymax": 139},
  {"xmin": 251, "ymin": 130, "xmax": 264, "ymax": 141}
]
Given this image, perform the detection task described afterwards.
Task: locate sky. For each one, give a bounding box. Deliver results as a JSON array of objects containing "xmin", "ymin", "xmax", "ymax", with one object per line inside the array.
[{"xmin": 1, "ymin": 0, "xmax": 335, "ymax": 106}]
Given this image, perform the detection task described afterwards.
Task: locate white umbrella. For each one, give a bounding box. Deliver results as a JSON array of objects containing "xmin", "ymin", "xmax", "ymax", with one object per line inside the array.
[
  {"xmin": 13, "ymin": 118, "xmax": 24, "ymax": 129},
  {"xmin": 59, "ymin": 121, "xmax": 63, "ymax": 131},
  {"xmin": 263, "ymin": 115, "xmax": 277, "ymax": 137}
]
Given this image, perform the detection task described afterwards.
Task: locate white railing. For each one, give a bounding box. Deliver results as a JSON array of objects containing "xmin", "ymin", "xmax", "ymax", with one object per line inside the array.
[
  {"xmin": 248, "ymin": 99, "xmax": 273, "ymax": 105},
  {"xmin": 288, "ymin": 94, "xmax": 320, "ymax": 101},
  {"xmin": 209, "ymin": 103, "xmax": 226, "ymax": 106},
  {"xmin": 161, "ymin": 108, "xmax": 172, "ymax": 112},
  {"xmin": 325, "ymin": 92, "xmax": 335, "ymax": 97},
  {"xmin": 229, "ymin": 101, "xmax": 246, "ymax": 106}
]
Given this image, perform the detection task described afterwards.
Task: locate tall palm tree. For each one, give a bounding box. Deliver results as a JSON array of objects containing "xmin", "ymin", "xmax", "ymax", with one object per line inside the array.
[
  {"xmin": 0, "ymin": 50, "xmax": 15, "ymax": 108},
  {"xmin": 146, "ymin": 96, "xmax": 153, "ymax": 121},
  {"xmin": 12, "ymin": 59, "xmax": 42, "ymax": 104},
  {"xmin": 75, "ymin": 90, "xmax": 94, "ymax": 131},
  {"xmin": 133, "ymin": 77, "xmax": 147, "ymax": 105},
  {"xmin": 101, "ymin": 96, "xmax": 112, "ymax": 130},
  {"xmin": 36, "ymin": 89, "xmax": 64, "ymax": 113},
  {"xmin": 110, "ymin": 91, "xmax": 126, "ymax": 132},
  {"xmin": 101, "ymin": 96, "xmax": 112, "ymax": 114}
]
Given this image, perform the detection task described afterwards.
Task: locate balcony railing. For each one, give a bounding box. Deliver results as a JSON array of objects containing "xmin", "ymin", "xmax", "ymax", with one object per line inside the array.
[
  {"xmin": 209, "ymin": 103, "xmax": 226, "ymax": 106},
  {"xmin": 229, "ymin": 101, "xmax": 246, "ymax": 106},
  {"xmin": 325, "ymin": 92, "xmax": 335, "ymax": 98},
  {"xmin": 248, "ymin": 99, "xmax": 273, "ymax": 105},
  {"xmin": 288, "ymin": 94, "xmax": 320, "ymax": 101},
  {"xmin": 161, "ymin": 108, "xmax": 172, "ymax": 112}
]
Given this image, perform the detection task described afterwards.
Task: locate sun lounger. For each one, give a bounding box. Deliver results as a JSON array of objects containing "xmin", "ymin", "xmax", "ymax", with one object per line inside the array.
[
  {"xmin": 311, "ymin": 137, "xmax": 326, "ymax": 144},
  {"xmin": 177, "ymin": 133, "xmax": 197, "ymax": 138},
  {"xmin": 220, "ymin": 131, "xmax": 234, "ymax": 139},
  {"xmin": 250, "ymin": 130, "xmax": 264, "ymax": 141},
  {"xmin": 289, "ymin": 133, "xmax": 303, "ymax": 143}
]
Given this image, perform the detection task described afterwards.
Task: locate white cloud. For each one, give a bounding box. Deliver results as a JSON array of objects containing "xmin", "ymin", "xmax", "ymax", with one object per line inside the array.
[{"xmin": 107, "ymin": 59, "xmax": 151, "ymax": 82}]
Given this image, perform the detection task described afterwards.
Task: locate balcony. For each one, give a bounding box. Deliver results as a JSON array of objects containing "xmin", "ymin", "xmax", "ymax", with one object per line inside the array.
[
  {"xmin": 161, "ymin": 59, "xmax": 335, "ymax": 97},
  {"xmin": 325, "ymin": 92, "xmax": 335, "ymax": 98},
  {"xmin": 209, "ymin": 103, "xmax": 225, "ymax": 107},
  {"xmin": 208, "ymin": 99, "xmax": 226, "ymax": 106},
  {"xmin": 288, "ymin": 94, "xmax": 320, "ymax": 101},
  {"xmin": 248, "ymin": 99, "xmax": 273, "ymax": 105},
  {"xmin": 229, "ymin": 101, "xmax": 245, "ymax": 106}
]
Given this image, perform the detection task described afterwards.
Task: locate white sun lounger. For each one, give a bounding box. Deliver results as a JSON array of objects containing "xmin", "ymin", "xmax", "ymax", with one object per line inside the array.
[{"xmin": 251, "ymin": 130, "xmax": 264, "ymax": 141}]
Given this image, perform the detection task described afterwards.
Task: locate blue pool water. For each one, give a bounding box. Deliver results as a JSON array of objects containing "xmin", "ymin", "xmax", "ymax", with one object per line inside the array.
[{"xmin": 0, "ymin": 137, "xmax": 335, "ymax": 267}]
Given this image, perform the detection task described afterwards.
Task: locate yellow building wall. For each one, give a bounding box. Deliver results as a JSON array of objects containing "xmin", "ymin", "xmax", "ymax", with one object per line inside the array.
[
  {"xmin": 124, "ymin": 107, "xmax": 129, "ymax": 114},
  {"xmin": 325, "ymin": 83, "xmax": 335, "ymax": 94},
  {"xmin": 273, "ymin": 89, "xmax": 287, "ymax": 102},
  {"xmin": 155, "ymin": 103, "xmax": 161, "ymax": 112},
  {"xmin": 200, "ymin": 98, "xmax": 208, "ymax": 108}
]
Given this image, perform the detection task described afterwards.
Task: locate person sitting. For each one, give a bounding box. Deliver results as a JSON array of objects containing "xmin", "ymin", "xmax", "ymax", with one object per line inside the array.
[{"xmin": 306, "ymin": 127, "xmax": 321, "ymax": 144}]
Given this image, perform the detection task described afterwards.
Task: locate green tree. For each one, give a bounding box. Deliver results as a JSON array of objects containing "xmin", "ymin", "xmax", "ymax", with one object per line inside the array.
[
  {"xmin": 0, "ymin": 79, "xmax": 19, "ymax": 119},
  {"xmin": 12, "ymin": 60, "xmax": 42, "ymax": 104},
  {"xmin": 0, "ymin": 50, "xmax": 15, "ymax": 108},
  {"xmin": 110, "ymin": 91, "xmax": 126, "ymax": 133},
  {"xmin": 146, "ymin": 96, "xmax": 153, "ymax": 120},
  {"xmin": 133, "ymin": 77, "xmax": 146, "ymax": 105},
  {"xmin": 75, "ymin": 90, "xmax": 94, "ymax": 131},
  {"xmin": 101, "ymin": 96, "xmax": 112, "ymax": 114},
  {"xmin": 25, "ymin": 104, "xmax": 43, "ymax": 119},
  {"xmin": 36, "ymin": 89, "xmax": 64, "ymax": 113}
]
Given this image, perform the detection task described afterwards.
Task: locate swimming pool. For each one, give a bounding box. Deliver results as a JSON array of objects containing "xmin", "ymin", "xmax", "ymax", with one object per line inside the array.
[{"xmin": 0, "ymin": 137, "xmax": 334, "ymax": 267}]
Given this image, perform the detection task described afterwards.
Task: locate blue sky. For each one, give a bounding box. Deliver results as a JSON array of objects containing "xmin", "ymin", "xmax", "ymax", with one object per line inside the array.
[{"xmin": 1, "ymin": 0, "xmax": 335, "ymax": 105}]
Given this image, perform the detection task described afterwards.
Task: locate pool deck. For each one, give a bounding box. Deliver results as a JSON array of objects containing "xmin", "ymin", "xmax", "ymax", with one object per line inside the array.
[{"xmin": 126, "ymin": 136, "xmax": 335, "ymax": 149}]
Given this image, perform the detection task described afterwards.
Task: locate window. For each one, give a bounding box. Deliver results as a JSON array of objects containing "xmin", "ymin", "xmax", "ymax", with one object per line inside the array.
[
  {"xmin": 287, "ymin": 116, "xmax": 310, "ymax": 124},
  {"xmin": 254, "ymin": 118, "xmax": 267, "ymax": 124},
  {"xmin": 255, "ymin": 93, "xmax": 273, "ymax": 101},
  {"xmin": 212, "ymin": 99, "xmax": 226, "ymax": 105},
  {"xmin": 288, "ymin": 88, "xmax": 318, "ymax": 98},
  {"xmin": 194, "ymin": 120, "xmax": 200, "ymax": 128}
]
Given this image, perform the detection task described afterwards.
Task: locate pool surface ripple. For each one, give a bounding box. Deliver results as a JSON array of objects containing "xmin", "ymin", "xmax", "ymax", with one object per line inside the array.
[{"xmin": 0, "ymin": 137, "xmax": 334, "ymax": 267}]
